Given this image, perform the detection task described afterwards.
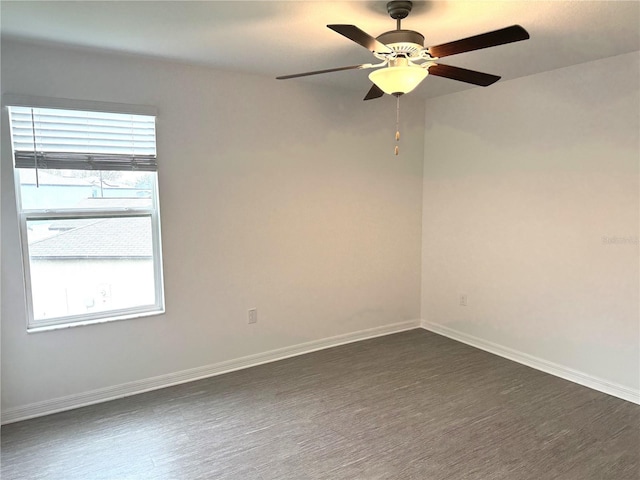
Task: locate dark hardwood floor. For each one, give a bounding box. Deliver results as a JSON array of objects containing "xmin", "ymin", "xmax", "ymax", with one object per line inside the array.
[{"xmin": 1, "ymin": 329, "xmax": 638, "ymax": 479}]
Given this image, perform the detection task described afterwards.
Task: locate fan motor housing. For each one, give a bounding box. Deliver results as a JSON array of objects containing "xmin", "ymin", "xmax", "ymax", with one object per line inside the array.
[{"xmin": 377, "ymin": 29, "xmax": 425, "ymax": 56}]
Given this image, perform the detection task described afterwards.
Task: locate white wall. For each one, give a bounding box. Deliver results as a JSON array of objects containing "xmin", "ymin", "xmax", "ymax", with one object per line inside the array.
[
  {"xmin": 1, "ymin": 39, "xmax": 425, "ymax": 415},
  {"xmin": 4, "ymin": 38, "xmax": 636, "ymax": 419},
  {"xmin": 421, "ymin": 52, "xmax": 639, "ymax": 394}
]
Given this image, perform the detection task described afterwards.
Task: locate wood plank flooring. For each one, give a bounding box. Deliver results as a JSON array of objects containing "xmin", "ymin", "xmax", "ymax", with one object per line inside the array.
[{"xmin": 1, "ymin": 329, "xmax": 638, "ymax": 479}]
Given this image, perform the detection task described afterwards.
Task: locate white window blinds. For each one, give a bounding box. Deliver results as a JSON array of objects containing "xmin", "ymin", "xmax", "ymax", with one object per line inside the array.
[{"xmin": 8, "ymin": 106, "xmax": 157, "ymax": 171}]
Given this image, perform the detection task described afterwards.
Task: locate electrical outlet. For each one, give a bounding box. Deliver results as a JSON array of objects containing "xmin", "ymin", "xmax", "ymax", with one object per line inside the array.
[
  {"xmin": 460, "ymin": 295, "xmax": 468, "ymax": 306},
  {"xmin": 248, "ymin": 308, "xmax": 257, "ymax": 324}
]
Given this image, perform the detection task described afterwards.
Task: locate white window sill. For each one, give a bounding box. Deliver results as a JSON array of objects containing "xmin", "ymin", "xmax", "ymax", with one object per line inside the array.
[{"xmin": 27, "ymin": 308, "xmax": 165, "ymax": 333}]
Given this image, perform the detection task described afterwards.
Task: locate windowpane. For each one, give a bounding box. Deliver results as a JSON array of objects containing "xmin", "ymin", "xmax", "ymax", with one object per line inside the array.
[
  {"xmin": 8, "ymin": 102, "xmax": 163, "ymax": 329},
  {"xmin": 18, "ymin": 169, "xmax": 154, "ymax": 210},
  {"xmin": 26, "ymin": 216, "xmax": 157, "ymax": 321}
]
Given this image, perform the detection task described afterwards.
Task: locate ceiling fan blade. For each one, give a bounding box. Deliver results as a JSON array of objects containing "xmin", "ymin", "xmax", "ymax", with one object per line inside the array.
[
  {"xmin": 276, "ymin": 64, "xmax": 367, "ymax": 80},
  {"xmin": 428, "ymin": 64, "xmax": 501, "ymax": 86},
  {"xmin": 363, "ymin": 84, "xmax": 384, "ymax": 101},
  {"xmin": 428, "ymin": 25, "xmax": 530, "ymax": 58},
  {"xmin": 327, "ymin": 24, "xmax": 393, "ymax": 54}
]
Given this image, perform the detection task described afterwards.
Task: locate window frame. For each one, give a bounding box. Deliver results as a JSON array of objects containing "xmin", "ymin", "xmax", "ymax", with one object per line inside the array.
[{"xmin": 5, "ymin": 96, "xmax": 165, "ymax": 332}]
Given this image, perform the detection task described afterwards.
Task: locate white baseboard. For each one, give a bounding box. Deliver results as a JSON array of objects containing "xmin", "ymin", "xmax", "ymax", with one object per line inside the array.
[
  {"xmin": 422, "ymin": 320, "xmax": 640, "ymax": 405},
  {"xmin": 4, "ymin": 318, "xmax": 636, "ymax": 424},
  {"xmin": 1, "ymin": 320, "xmax": 421, "ymax": 425}
]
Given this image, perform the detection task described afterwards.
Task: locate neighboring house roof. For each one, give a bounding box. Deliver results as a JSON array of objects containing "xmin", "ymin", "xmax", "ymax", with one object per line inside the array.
[{"xmin": 29, "ymin": 216, "xmax": 153, "ymax": 259}]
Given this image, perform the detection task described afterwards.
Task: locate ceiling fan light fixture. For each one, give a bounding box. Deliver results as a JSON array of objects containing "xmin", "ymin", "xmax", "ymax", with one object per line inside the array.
[{"xmin": 368, "ymin": 66, "xmax": 429, "ymax": 96}]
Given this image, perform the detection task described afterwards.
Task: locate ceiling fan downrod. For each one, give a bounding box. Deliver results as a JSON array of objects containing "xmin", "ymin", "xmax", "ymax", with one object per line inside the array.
[
  {"xmin": 377, "ymin": 1, "xmax": 424, "ymax": 54},
  {"xmin": 387, "ymin": 0, "xmax": 413, "ymax": 30}
]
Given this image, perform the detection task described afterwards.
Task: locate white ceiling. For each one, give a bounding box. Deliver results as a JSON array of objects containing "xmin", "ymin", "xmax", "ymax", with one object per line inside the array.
[{"xmin": 1, "ymin": 1, "xmax": 639, "ymax": 99}]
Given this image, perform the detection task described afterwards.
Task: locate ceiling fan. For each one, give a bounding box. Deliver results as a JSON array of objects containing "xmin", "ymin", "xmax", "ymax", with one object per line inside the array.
[{"xmin": 277, "ymin": 0, "xmax": 530, "ymax": 100}]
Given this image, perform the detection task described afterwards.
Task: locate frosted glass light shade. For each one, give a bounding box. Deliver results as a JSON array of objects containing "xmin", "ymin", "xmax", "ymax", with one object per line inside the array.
[{"xmin": 368, "ymin": 66, "xmax": 429, "ymax": 95}]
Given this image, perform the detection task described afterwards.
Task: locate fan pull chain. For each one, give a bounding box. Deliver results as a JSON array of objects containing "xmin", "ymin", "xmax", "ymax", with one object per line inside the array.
[{"xmin": 394, "ymin": 94, "xmax": 401, "ymax": 156}]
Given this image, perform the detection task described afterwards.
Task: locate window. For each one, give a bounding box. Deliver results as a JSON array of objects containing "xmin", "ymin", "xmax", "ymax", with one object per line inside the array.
[{"xmin": 7, "ymin": 101, "xmax": 164, "ymax": 330}]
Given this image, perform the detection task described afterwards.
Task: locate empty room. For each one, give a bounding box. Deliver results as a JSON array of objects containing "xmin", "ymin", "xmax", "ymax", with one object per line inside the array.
[{"xmin": 1, "ymin": 1, "xmax": 638, "ymax": 479}]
